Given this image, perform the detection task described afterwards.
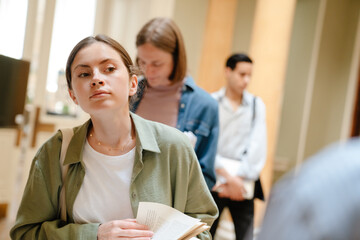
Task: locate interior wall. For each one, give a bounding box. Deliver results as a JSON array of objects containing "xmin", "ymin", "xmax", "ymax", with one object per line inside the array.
[
  {"xmin": 94, "ymin": 0, "xmax": 176, "ymax": 61},
  {"xmin": 304, "ymin": 0, "xmax": 360, "ymax": 159},
  {"xmin": 232, "ymin": 0, "xmax": 256, "ymax": 54},
  {"xmin": 196, "ymin": 0, "xmax": 238, "ymax": 92},
  {"xmin": 0, "ymin": 129, "xmax": 17, "ymax": 203},
  {"xmin": 275, "ymin": 0, "xmax": 322, "ymax": 169},
  {"xmin": 173, "ymin": 0, "xmax": 209, "ymax": 78}
]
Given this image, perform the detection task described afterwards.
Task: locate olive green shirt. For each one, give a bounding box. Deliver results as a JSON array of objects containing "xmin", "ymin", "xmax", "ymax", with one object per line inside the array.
[{"xmin": 10, "ymin": 113, "xmax": 218, "ymax": 239}]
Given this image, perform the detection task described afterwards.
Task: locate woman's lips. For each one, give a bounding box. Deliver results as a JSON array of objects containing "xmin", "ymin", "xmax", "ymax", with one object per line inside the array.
[{"xmin": 90, "ymin": 90, "xmax": 110, "ymax": 98}]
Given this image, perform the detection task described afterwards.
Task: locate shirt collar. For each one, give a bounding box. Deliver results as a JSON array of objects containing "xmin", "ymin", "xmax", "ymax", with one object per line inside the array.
[
  {"xmin": 130, "ymin": 112, "xmax": 161, "ymax": 153},
  {"xmin": 182, "ymin": 75, "xmax": 196, "ymax": 91},
  {"xmin": 241, "ymin": 90, "xmax": 252, "ymax": 106},
  {"xmin": 63, "ymin": 112, "xmax": 160, "ymax": 165},
  {"xmin": 64, "ymin": 120, "xmax": 90, "ymax": 165},
  {"xmin": 217, "ymin": 88, "xmax": 251, "ymax": 107}
]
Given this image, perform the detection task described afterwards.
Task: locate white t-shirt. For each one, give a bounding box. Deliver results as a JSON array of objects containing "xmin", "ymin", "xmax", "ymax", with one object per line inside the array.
[{"xmin": 73, "ymin": 139, "xmax": 135, "ymax": 223}]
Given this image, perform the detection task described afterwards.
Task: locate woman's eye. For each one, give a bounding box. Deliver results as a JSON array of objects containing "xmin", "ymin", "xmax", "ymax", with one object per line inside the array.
[
  {"xmin": 106, "ymin": 66, "xmax": 115, "ymax": 72},
  {"xmin": 78, "ymin": 72, "xmax": 90, "ymax": 78}
]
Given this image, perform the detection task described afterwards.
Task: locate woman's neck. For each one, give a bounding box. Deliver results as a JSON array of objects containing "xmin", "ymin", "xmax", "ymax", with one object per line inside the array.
[{"xmin": 88, "ymin": 111, "xmax": 136, "ymax": 155}]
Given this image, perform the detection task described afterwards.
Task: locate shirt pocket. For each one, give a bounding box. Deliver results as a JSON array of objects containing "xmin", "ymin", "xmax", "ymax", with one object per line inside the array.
[{"xmin": 185, "ymin": 120, "xmax": 211, "ymax": 138}]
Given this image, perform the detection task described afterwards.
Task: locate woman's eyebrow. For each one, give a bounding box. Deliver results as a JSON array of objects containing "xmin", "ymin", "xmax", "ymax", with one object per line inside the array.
[
  {"xmin": 73, "ymin": 64, "xmax": 90, "ymax": 71},
  {"xmin": 99, "ymin": 58, "xmax": 116, "ymax": 65},
  {"xmin": 73, "ymin": 58, "xmax": 116, "ymax": 71}
]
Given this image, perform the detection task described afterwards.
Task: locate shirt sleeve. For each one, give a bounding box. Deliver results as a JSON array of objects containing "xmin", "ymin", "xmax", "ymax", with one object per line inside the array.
[
  {"xmin": 10, "ymin": 143, "xmax": 99, "ymax": 239},
  {"xmin": 194, "ymin": 104, "xmax": 219, "ymax": 189},
  {"xmin": 236, "ymin": 97, "xmax": 267, "ymax": 180},
  {"xmin": 184, "ymin": 143, "xmax": 219, "ymax": 240}
]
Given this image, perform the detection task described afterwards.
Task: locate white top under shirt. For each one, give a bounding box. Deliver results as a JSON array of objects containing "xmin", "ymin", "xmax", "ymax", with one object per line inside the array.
[
  {"xmin": 73, "ymin": 139, "xmax": 135, "ymax": 223},
  {"xmin": 212, "ymin": 88, "xmax": 267, "ymax": 180}
]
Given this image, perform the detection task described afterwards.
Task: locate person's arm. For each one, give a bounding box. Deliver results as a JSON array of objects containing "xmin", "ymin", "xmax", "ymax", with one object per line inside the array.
[
  {"xmin": 10, "ymin": 153, "xmax": 99, "ymax": 240},
  {"xmin": 236, "ymin": 98, "xmax": 267, "ymax": 180},
  {"xmin": 184, "ymin": 145, "xmax": 219, "ymax": 240},
  {"xmin": 194, "ymin": 103, "xmax": 219, "ymax": 190},
  {"xmin": 10, "ymin": 136, "xmax": 153, "ymax": 240}
]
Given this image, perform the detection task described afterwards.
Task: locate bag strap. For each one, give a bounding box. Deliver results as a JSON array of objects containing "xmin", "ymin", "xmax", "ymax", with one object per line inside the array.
[
  {"xmin": 59, "ymin": 128, "xmax": 74, "ymax": 222},
  {"xmin": 242, "ymin": 96, "xmax": 257, "ymax": 156},
  {"xmin": 251, "ymin": 96, "xmax": 257, "ymax": 128}
]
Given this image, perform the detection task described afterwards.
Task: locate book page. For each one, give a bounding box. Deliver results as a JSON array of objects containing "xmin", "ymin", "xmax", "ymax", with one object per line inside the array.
[{"xmin": 136, "ymin": 202, "xmax": 201, "ymax": 240}]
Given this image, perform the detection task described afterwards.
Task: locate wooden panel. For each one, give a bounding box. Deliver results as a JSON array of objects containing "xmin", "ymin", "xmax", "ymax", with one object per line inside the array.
[
  {"xmin": 248, "ymin": 0, "xmax": 297, "ymax": 228},
  {"xmin": 196, "ymin": 0, "xmax": 238, "ymax": 92},
  {"xmin": 351, "ymin": 67, "xmax": 360, "ymax": 137},
  {"xmin": 0, "ymin": 204, "xmax": 7, "ymax": 219}
]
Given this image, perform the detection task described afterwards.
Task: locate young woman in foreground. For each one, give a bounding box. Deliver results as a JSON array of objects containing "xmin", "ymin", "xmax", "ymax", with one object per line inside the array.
[{"xmin": 10, "ymin": 35, "xmax": 217, "ymax": 240}]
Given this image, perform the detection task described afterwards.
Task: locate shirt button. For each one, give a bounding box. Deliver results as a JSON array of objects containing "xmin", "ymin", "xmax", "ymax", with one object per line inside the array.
[
  {"xmin": 132, "ymin": 192, "xmax": 136, "ymax": 199},
  {"xmin": 180, "ymin": 103, "xmax": 185, "ymax": 109}
]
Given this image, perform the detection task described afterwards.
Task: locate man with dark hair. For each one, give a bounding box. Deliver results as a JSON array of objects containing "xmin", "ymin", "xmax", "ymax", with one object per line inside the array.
[{"xmin": 210, "ymin": 53, "xmax": 267, "ymax": 240}]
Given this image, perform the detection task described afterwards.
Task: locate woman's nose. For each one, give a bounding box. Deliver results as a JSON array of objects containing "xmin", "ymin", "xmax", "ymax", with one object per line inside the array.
[
  {"xmin": 141, "ymin": 64, "xmax": 152, "ymax": 77},
  {"xmin": 90, "ymin": 71, "xmax": 104, "ymax": 87},
  {"xmin": 91, "ymin": 80, "xmax": 104, "ymax": 87}
]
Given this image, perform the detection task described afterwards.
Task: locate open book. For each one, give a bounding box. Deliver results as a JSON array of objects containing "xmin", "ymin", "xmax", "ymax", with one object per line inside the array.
[{"xmin": 136, "ymin": 202, "xmax": 210, "ymax": 240}]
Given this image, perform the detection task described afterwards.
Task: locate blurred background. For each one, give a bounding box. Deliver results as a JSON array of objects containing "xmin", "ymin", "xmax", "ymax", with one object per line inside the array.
[{"xmin": 0, "ymin": 0, "xmax": 359, "ymax": 239}]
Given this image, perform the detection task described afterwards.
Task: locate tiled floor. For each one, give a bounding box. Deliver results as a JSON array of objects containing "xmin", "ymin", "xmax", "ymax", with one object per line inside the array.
[{"xmin": 214, "ymin": 219, "xmax": 236, "ymax": 240}]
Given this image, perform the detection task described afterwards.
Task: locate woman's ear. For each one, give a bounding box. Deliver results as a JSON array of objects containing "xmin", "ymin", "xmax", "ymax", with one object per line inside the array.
[
  {"xmin": 68, "ymin": 89, "xmax": 78, "ymax": 105},
  {"xmin": 129, "ymin": 75, "xmax": 138, "ymax": 96}
]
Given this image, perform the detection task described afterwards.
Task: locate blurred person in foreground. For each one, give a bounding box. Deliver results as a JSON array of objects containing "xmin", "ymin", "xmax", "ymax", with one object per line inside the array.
[
  {"xmin": 210, "ymin": 53, "xmax": 267, "ymax": 240},
  {"xmin": 256, "ymin": 137, "xmax": 360, "ymax": 240}
]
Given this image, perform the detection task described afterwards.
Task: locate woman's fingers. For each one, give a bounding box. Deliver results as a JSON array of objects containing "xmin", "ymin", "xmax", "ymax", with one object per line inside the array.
[
  {"xmin": 97, "ymin": 220, "xmax": 154, "ymax": 240},
  {"xmin": 116, "ymin": 229, "xmax": 154, "ymax": 237},
  {"xmin": 114, "ymin": 219, "xmax": 150, "ymax": 230}
]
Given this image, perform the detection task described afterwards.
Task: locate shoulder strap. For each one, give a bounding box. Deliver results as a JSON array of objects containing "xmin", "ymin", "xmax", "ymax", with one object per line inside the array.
[
  {"xmin": 251, "ymin": 96, "xmax": 257, "ymax": 128},
  {"xmin": 242, "ymin": 96, "xmax": 257, "ymax": 157},
  {"xmin": 59, "ymin": 128, "xmax": 74, "ymax": 222}
]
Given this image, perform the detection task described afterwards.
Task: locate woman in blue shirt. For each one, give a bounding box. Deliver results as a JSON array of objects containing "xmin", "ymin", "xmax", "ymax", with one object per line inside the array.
[{"xmin": 131, "ymin": 17, "xmax": 219, "ymax": 189}]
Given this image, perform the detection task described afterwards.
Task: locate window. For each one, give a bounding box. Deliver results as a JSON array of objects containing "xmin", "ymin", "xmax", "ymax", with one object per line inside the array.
[
  {"xmin": 0, "ymin": 0, "xmax": 28, "ymax": 59},
  {"xmin": 45, "ymin": 0, "xmax": 97, "ymax": 116}
]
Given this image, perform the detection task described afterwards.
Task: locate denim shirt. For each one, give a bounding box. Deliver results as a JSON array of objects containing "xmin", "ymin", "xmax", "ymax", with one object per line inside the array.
[{"xmin": 131, "ymin": 76, "xmax": 219, "ymax": 189}]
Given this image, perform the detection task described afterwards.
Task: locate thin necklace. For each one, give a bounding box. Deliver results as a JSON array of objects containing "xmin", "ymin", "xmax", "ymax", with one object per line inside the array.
[{"xmin": 89, "ymin": 130, "xmax": 134, "ymax": 152}]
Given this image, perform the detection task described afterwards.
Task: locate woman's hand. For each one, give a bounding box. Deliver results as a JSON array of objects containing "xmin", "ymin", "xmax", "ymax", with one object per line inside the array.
[{"xmin": 97, "ymin": 219, "xmax": 154, "ymax": 240}]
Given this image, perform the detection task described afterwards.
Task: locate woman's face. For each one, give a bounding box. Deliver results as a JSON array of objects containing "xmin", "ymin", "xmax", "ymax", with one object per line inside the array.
[
  {"xmin": 68, "ymin": 42, "xmax": 137, "ymax": 115},
  {"xmin": 137, "ymin": 43, "xmax": 174, "ymax": 87}
]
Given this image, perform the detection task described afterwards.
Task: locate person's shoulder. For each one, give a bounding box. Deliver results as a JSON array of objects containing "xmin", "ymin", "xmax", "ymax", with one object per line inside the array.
[
  {"xmin": 194, "ymin": 85, "xmax": 217, "ymax": 103},
  {"xmin": 211, "ymin": 88, "xmax": 224, "ymax": 101},
  {"xmin": 306, "ymin": 137, "xmax": 360, "ymax": 168},
  {"xmin": 185, "ymin": 76, "xmax": 217, "ymax": 102},
  {"xmin": 189, "ymin": 86, "xmax": 218, "ymax": 113},
  {"xmin": 246, "ymin": 91, "xmax": 266, "ymax": 110},
  {"xmin": 34, "ymin": 120, "xmax": 89, "ymax": 164},
  {"xmin": 31, "ymin": 130, "xmax": 63, "ymax": 170}
]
